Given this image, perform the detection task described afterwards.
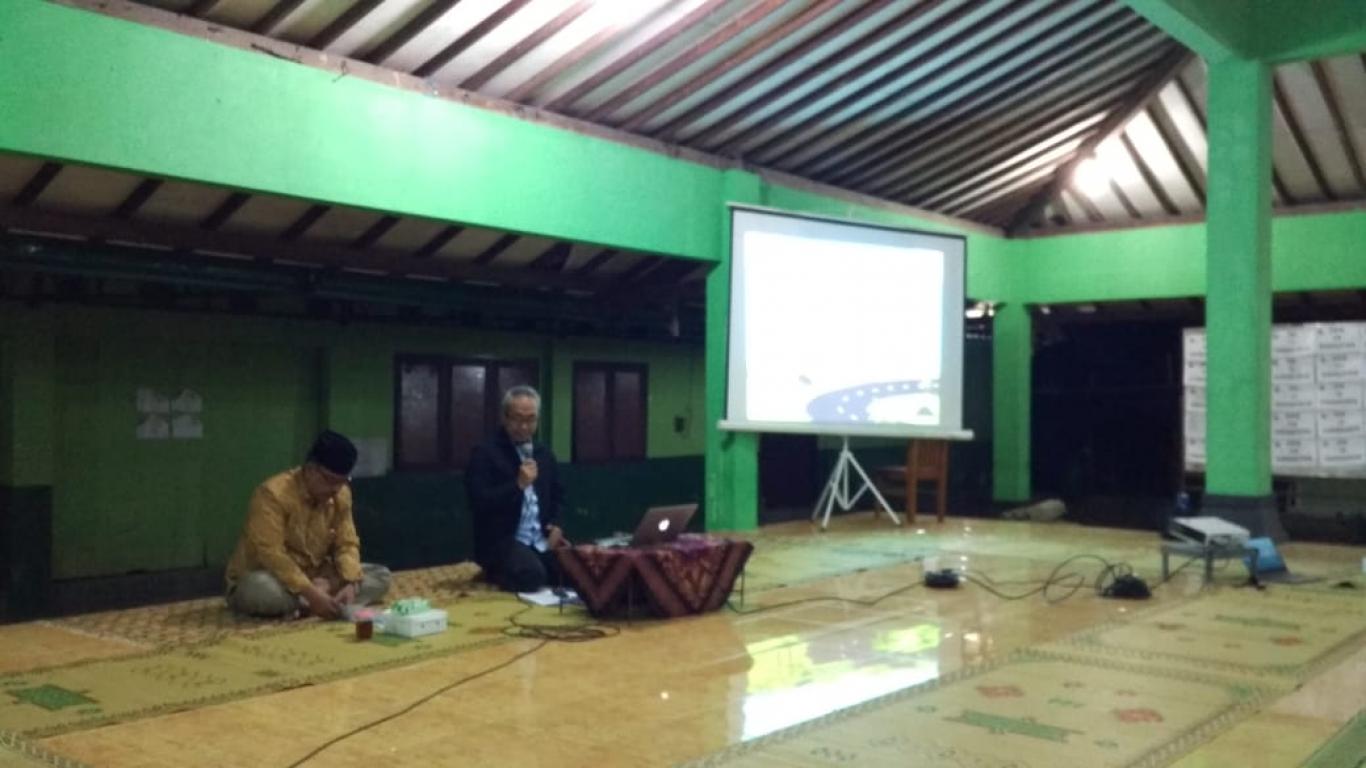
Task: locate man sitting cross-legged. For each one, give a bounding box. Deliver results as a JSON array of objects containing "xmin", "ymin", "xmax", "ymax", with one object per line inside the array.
[{"xmin": 225, "ymin": 430, "xmax": 391, "ymax": 619}]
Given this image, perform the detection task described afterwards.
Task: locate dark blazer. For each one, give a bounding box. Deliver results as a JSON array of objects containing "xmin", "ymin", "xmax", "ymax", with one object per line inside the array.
[{"xmin": 465, "ymin": 428, "xmax": 564, "ymax": 571}]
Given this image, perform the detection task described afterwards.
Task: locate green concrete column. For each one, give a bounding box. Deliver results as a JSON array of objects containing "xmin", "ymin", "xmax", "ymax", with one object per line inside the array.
[
  {"xmin": 1205, "ymin": 57, "xmax": 1272, "ymax": 496},
  {"xmin": 991, "ymin": 303, "xmax": 1031, "ymax": 502},
  {"xmin": 1203, "ymin": 57, "xmax": 1282, "ymax": 537},
  {"xmin": 703, "ymin": 171, "xmax": 762, "ymax": 532}
]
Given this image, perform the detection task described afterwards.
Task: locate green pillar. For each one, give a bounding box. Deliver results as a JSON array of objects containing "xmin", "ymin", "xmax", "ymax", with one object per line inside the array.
[
  {"xmin": 0, "ymin": 310, "xmax": 57, "ymax": 487},
  {"xmin": 0, "ymin": 309, "xmax": 57, "ymax": 620},
  {"xmin": 703, "ymin": 171, "xmax": 762, "ymax": 532},
  {"xmin": 992, "ymin": 303, "xmax": 1031, "ymax": 502},
  {"xmin": 1203, "ymin": 57, "xmax": 1282, "ymax": 537}
]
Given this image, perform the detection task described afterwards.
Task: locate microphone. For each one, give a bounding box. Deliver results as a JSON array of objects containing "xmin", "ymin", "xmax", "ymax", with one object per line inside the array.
[{"xmin": 516, "ymin": 442, "xmax": 534, "ymax": 461}]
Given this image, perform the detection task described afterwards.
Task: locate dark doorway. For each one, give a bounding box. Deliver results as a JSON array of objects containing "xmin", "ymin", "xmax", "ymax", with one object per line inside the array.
[
  {"xmin": 759, "ymin": 434, "xmax": 820, "ymax": 524},
  {"xmin": 1032, "ymin": 313, "xmax": 1188, "ymax": 529}
]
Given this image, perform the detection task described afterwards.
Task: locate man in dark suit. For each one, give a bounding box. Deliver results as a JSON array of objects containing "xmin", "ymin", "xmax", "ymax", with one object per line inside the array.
[{"xmin": 466, "ymin": 385, "xmax": 567, "ymax": 592}]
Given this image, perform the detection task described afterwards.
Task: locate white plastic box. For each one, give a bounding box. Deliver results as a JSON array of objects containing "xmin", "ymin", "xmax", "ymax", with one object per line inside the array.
[{"xmin": 377, "ymin": 608, "xmax": 448, "ymax": 638}]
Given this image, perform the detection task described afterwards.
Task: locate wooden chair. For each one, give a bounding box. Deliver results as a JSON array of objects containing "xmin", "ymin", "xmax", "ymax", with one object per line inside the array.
[{"xmin": 905, "ymin": 439, "xmax": 949, "ymax": 524}]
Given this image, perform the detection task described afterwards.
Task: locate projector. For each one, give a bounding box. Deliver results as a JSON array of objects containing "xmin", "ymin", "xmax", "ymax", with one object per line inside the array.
[{"xmin": 1170, "ymin": 516, "xmax": 1250, "ymax": 547}]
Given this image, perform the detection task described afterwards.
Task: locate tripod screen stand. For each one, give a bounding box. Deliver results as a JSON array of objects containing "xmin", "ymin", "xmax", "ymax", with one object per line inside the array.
[{"xmin": 812, "ymin": 436, "xmax": 902, "ymax": 530}]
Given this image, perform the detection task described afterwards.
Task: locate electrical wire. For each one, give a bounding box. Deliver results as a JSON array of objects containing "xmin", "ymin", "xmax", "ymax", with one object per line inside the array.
[
  {"xmin": 726, "ymin": 580, "xmax": 926, "ymax": 616},
  {"xmin": 284, "ymin": 639, "xmax": 548, "ymax": 768},
  {"xmin": 286, "ymin": 605, "xmax": 616, "ymax": 767},
  {"xmin": 289, "ymin": 550, "xmax": 1210, "ymax": 765}
]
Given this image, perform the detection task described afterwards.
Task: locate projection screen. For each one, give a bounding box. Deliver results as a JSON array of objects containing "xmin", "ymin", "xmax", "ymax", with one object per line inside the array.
[{"xmin": 720, "ymin": 206, "xmax": 972, "ymax": 439}]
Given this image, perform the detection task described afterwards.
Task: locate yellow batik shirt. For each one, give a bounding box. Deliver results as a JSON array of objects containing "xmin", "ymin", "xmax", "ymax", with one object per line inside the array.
[{"xmin": 224, "ymin": 467, "xmax": 364, "ymax": 593}]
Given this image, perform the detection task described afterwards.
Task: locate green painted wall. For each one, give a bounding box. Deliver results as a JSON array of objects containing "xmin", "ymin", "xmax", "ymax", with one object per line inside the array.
[
  {"xmin": 0, "ymin": 312, "xmax": 56, "ymax": 487},
  {"xmin": 0, "ymin": 0, "xmax": 723, "ymax": 262},
  {"xmin": 0, "ymin": 301, "xmax": 706, "ymax": 579},
  {"xmin": 548, "ymin": 338, "xmax": 705, "ymax": 460}
]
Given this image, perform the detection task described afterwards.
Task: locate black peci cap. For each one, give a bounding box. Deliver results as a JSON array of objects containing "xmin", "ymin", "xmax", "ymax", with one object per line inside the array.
[{"xmin": 307, "ymin": 430, "xmax": 358, "ymax": 476}]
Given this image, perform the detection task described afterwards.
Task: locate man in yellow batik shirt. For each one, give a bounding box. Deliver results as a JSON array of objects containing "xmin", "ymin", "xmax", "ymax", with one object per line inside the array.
[{"xmin": 225, "ymin": 431, "xmax": 391, "ymax": 619}]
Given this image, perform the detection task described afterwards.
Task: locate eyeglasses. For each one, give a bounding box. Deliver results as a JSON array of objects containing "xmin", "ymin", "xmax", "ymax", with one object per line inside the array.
[{"xmin": 505, "ymin": 413, "xmax": 539, "ymax": 426}]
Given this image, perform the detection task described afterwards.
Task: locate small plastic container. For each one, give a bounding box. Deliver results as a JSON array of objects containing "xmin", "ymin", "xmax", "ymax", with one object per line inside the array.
[
  {"xmin": 376, "ymin": 608, "xmax": 448, "ymax": 638},
  {"xmin": 355, "ymin": 619, "xmax": 374, "ymax": 640}
]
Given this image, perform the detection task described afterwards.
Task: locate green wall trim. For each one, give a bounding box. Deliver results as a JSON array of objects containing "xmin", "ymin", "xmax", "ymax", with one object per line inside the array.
[
  {"xmin": 1125, "ymin": 0, "xmax": 1366, "ymax": 63},
  {"xmin": 1011, "ymin": 210, "xmax": 1366, "ymax": 304},
  {"xmin": 0, "ymin": 1, "xmax": 723, "ymax": 262}
]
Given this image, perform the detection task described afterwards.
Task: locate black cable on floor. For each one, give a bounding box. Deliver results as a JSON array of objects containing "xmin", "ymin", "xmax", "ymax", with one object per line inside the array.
[
  {"xmin": 284, "ymin": 639, "xmax": 549, "ymax": 768},
  {"xmin": 286, "ymin": 606, "xmax": 617, "ymax": 767}
]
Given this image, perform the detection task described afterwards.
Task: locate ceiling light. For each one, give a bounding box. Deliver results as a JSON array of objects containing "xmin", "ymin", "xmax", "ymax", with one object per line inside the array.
[{"xmin": 1072, "ymin": 156, "xmax": 1111, "ymax": 198}]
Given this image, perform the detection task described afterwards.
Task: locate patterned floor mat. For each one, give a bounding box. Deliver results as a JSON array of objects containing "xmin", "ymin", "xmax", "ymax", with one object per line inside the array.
[
  {"xmin": 0, "ymin": 593, "xmax": 577, "ymax": 738},
  {"xmin": 1049, "ymin": 587, "xmax": 1366, "ymax": 682},
  {"xmin": 0, "ymin": 731, "xmax": 89, "ymax": 768},
  {"xmin": 680, "ymin": 650, "xmax": 1267, "ymax": 768},
  {"xmin": 1300, "ymin": 710, "xmax": 1366, "ymax": 768},
  {"xmin": 45, "ymin": 563, "xmax": 485, "ymax": 648}
]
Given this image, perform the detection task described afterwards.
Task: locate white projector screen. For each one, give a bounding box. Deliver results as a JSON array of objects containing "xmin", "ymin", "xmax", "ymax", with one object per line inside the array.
[{"xmin": 721, "ymin": 206, "xmax": 971, "ymax": 439}]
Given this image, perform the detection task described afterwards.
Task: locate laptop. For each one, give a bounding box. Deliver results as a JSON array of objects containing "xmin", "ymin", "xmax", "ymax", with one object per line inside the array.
[{"xmin": 594, "ymin": 503, "xmax": 699, "ymax": 548}]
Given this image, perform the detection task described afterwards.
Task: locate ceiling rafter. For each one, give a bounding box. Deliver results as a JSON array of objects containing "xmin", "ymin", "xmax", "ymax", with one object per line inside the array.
[
  {"xmin": 544, "ymin": 0, "xmax": 733, "ymax": 114},
  {"xmin": 0, "ymin": 206, "xmax": 615, "ymax": 293},
  {"xmin": 473, "ymin": 233, "xmax": 519, "ymax": 265},
  {"xmin": 894, "ymin": 79, "xmax": 1133, "ymax": 204},
  {"xmin": 461, "ymin": 1, "xmax": 596, "ymax": 92},
  {"xmin": 618, "ymin": 0, "xmax": 849, "ymax": 133},
  {"xmin": 307, "ymin": 0, "xmax": 383, "ymax": 50},
  {"xmin": 413, "ymin": 225, "xmax": 464, "ymax": 259},
  {"xmin": 505, "ymin": 4, "xmax": 676, "ymax": 104},
  {"xmin": 684, "ymin": 0, "xmax": 948, "ymax": 149},
  {"xmin": 412, "ymin": 0, "xmax": 535, "ymax": 78},
  {"xmin": 250, "ymin": 0, "xmax": 306, "ymax": 36},
  {"xmin": 653, "ymin": 0, "xmax": 899, "ymax": 142},
  {"xmin": 11, "ymin": 163, "xmax": 63, "ymax": 208},
  {"xmin": 1008, "ymin": 43, "xmax": 1194, "ymax": 233},
  {"xmin": 862, "ymin": 17, "xmax": 1165, "ymax": 197},
  {"xmin": 584, "ymin": 0, "xmax": 791, "ymax": 123},
  {"xmin": 881, "ymin": 31, "xmax": 1165, "ymax": 196},
  {"xmin": 351, "ymin": 215, "xmax": 400, "ymax": 250},
  {"xmin": 1145, "ymin": 96, "xmax": 1206, "ymax": 205},
  {"xmin": 1119, "ymin": 131, "xmax": 1180, "ymax": 215},
  {"xmin": 111, "ymin": 179, "xmax": 164, "ymax": 220},
  {"xmin": 528, "ymin": 241, "xmax": 574, "ymax": 271},
  {"xmin": 280, "ymin": 204, "xmax": 332, "ymax": 241},
  {"xmin": 911, "ymin": 110, "xmax": 1113, "ymax": 210},
  {"xmin": 1309, "ymin": 61, "xmax": 1366, "ymax": 193},
  {"xmin": 1272, "ymin": 72, "xmax": 1336, "ymax": 201},
  {"xmin": 573, "ymin": 249, "xmax": 617, "ymax": 275},
  {"xmin": 817, "ymin": 1, "xmax": 1134, "ymax": 186},
  {"xmin": 362, "ymin": 0, "xmax": 461, "ymax": 66},
  {"xmin": 199, "ymin": 192, "xmax": 250, "ymax": 231},
  {"xmin": 185, "ymin": 0, "xmax": 223, "ymax": 17},
  {"xmin": 727, "ymin": 0, "xmax": 991, "ymax": 162}
]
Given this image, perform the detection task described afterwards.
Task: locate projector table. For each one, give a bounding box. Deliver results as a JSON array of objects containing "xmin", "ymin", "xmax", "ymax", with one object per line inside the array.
[{"xmin": 1160, "ymin": 539, "xmax": 1258, "ymax": 584}]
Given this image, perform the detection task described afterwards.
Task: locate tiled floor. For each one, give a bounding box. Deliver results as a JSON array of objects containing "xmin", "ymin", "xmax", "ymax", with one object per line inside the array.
[{"xmin": 3, "ymin": 516, "xmax": 1364, "ymax": 767}]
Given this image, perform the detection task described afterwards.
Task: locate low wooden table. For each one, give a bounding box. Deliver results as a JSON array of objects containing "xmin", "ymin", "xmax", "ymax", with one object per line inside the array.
[{"xmin": 555, "ymin": 534, "xmax": 753, "ymax": 618}]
